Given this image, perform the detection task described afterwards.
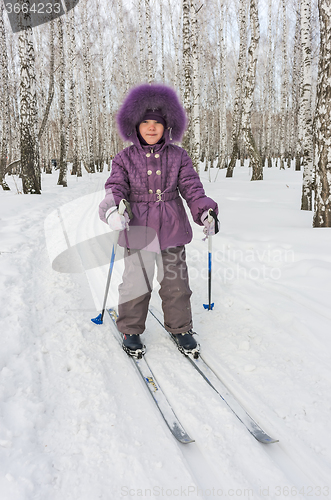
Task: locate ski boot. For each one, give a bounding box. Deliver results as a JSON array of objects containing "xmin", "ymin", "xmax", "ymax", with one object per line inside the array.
[
  {"xmin": 172, "ymin": 330, "xmax": 200, "ymax": 359},
  {"xmin": 122, "ymin": 333, "xmax": 146, "ymax": 359}
]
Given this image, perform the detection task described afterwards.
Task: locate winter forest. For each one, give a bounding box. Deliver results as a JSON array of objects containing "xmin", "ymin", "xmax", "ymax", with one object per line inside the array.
[{"xmin": 0, "ymin": 0, "xmax": 331, "ymax": 226}]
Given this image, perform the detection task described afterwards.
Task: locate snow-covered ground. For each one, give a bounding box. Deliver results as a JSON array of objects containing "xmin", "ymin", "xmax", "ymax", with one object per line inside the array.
[{"xmin": 1, "ymin": 164, "xmax": 331, "ymax": 500}]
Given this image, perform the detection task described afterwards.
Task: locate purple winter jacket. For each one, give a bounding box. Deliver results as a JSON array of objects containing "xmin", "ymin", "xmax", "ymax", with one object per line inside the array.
[{"xmin": 99, "ymin": 84, "xmax": 218, "ymax": 251}]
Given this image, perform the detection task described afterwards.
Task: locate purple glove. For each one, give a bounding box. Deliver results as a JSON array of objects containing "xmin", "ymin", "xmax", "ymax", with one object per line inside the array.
[{"xmin": 201, "ymin": 209, "xmax": 219, "ymax": 236}]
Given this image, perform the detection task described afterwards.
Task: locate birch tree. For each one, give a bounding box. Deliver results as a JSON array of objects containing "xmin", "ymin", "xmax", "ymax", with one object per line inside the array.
[
  {"xmin": 190, "ymin": 1, "xmax": 201, "ymax": 173},
  {"xmin": 265, "ymin": 0, "xmax": 274, "ymax": 168},
  {"xmin": 226, "ymin": 0, "xmax": 247, "ymax": 177},
  {"xmin": 313, "ymin": 0, "xmax": 331, "ymax": 227},
  {"xmin": 300, "ymin": 0, "xmax": 314, "ymax": 210},
  {"xmin": 0, "ymin": 3, "xmax": 10, "ymax": 190},
  {"xmin": 279, "ymin": 0, "xmax": 288, "ymax": 169},
  {"xmin": 38, "ymin": 20, "xmax": 55, "ymax": 143},
  {"xmin": 138, "ymin": 1, "xmax": 147, "ymax": 80},
  {"xmin": 97, "ymin": 2, "xmax": 107, "ymax": 170},
  {"xmin": 293, "ymin": 2, "xmax": 303, "ymax": 171},
  {"xmin": 68, "ymin": 9, "xmax": 81, "ymax": 176},
  {"xmin": 7, "ymin": 31, "xmax": 20, "ymax": 164},
  {"xmin": 241, "ymin": 0, "xmax": 262, "ymax": 181},
  {"xmin": 182, "ymin": 0, "xmax": 192, "ymax": 157},
  {"xmin": 168, "ymin": 0, "xmax": 180, "ymax": 89},
  {"xmin": 118, "ymin": 0, "xmax": 130, "ymax": 90},
  {"xmin": 160, "ymin": 1, "xmax": 165, "ymax": 81},
  {"xmin": 18, "ymin": 2, "xmax": 41, "ymax": 194},
  {"xmin": 57, "ymin": 17, "xmax": 67, "ymax": 187},
  {"xmin": 108, "ymin": 73, "xmax": 115, "ymax": 162},
  {"xmin": 82, "ymin": 3, "xmax": 95, "ymax": 173},
  {"xmin": 217, "ymin": 0, "xmax": 227, "ymax": 170},
  {"xmin": 145, "ymin": 0, "xmax": 153, "ymax": 83},
  {"xmin": 65, "ymin": 14, "xmax": 74, "ymax": 171},
  {"xmin": 200, "ymin": 43, "xmax": 208, "ymax": 164}
]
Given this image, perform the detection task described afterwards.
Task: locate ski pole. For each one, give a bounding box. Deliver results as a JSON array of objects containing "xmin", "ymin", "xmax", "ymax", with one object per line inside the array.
[
  {"xmin": 203, "ymin": 209, "xmax": 218, "ymax": 311},
  {"xmin": 203, "ymin": 233, "xmax": 214, "ymax": 310},
  {"xmin": 91, "ymin": 199, "xmax": 128, "ymax": 325}
]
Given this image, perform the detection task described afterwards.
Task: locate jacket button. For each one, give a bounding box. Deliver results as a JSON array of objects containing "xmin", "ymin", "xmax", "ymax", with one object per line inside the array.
[
  {"xmin": 147, "ymin": 170, "xmax": 152, "ymax": 175},
  {"xmin": 156, "ymin": 189, "xmax": 161, "ymax": 194},
  {"xmin": 156, "ymin": 170, "xmax": 161, "ymax": 175},
  {"xmin": 149, "ymin": 189, "xmax": 153, "ymax": 194},
  {"xmin": 146, "ymin": 153, "xmax": 151, "ymax": 157},
  {"xmin": 155, "ymin": 154, "xmax": 160, "ymax": 158}
]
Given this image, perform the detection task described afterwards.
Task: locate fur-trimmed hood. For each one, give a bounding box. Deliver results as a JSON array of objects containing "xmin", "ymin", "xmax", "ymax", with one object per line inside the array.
[{"xmin": 116, "ymin": 83, "xmax": 187, "ymax": 144}]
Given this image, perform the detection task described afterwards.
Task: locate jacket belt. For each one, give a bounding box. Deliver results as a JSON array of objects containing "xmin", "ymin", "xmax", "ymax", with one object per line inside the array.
[{"xmin": 129, "ymin": 190, "xmax": 179, "ymax": 203}]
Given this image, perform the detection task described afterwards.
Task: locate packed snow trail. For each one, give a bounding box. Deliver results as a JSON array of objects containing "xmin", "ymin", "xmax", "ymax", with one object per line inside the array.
[
  {"xmin": 82, "ymin": 172, "xmax": 330, "ymax": 499},
  {"xmin": 1, "ymin": 167, "xmax": 331, "ymax": 499}
]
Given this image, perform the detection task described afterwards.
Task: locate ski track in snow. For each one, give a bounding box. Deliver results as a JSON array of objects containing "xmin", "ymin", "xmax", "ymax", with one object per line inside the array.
[{"xmin": 0, "ymin": 167, "xmax": 331, "ymax": 499}]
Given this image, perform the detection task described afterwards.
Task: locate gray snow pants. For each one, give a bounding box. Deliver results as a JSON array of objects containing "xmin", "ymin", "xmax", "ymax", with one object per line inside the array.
[{"xmin": 117, "ymin": 246, "xmax": 193, "ymax": 336}]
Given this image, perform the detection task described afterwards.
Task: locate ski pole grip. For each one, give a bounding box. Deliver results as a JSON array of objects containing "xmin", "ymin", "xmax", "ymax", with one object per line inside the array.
[
  {"xmin": 207, "ymin": 209, "xmax": 214, "ymax": 223},
  {"xmin": 118, "ymin": 199, "xmax": 126, "ymax": 216},
  {"xmin": 121, "ymin": 199, "xmax": 133, "ymax": 220},
  {"xmin": 207, "ymin": 209, "xmax": 219, "ymax": 234}
]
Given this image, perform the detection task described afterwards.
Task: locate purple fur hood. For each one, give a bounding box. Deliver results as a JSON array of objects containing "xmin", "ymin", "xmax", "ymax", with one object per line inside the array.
[
  {"xmin": 116, "ymin": 83, "xmax": 187, "ymax": 145},
  {"xmin": 99, "ymin": 83, "xmax": 218, "ymax": 251}
]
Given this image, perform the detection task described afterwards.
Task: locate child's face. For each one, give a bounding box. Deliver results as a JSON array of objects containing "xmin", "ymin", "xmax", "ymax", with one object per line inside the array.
[{"xmin": 139, "ymin": 120, "xmax": 164, "ymax": 145}]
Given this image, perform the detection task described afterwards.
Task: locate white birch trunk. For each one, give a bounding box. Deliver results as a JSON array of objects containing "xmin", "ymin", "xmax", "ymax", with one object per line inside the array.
[
  {"xmin": 168, "ymin": 0, "xmax": 180, "ymax": 88},
  {"xmin": 313, "ymin": 0, "xmax": 331, "ymax": 226},
  {"xmin": 218, "ymin": 0, "xmax": 227, "ymax": 170},
  {"xmin": 38, "ymin": 20, "xmax": 54, "ymax": 142},
  {"xmin": 18, "ymin": 1, "xmax": 40, "ymax": 194},
  {"xmin": 145, "ymin": 0, "xmax": 153, "ymax": 83},
  {"xmin": 138, "ymin": 1, "xmax": 147, "ymax": 81},
  {"xmin": 176, "ymin": 11, "xmax": 181, "ymax": 90},
  {"xmin": 99, "ymin": 14, "xmax": 107, "ymax": 170},
  {"xmin": 200, "ymin": 47, "xmax": 208, "ymax": 164},
  {"xmin": 90, "ymin": 78, "xmax": 98, "ymax": 171},
  {"xmin": 68, "ymin": 10, "xmax": 80, "ymax": 176},
  {"xmin": 265, "ymin": 0, "xmax": 273, "ymax": 168},
  {"xmin": 160, "ymin": 1, "xmax": 165, "ymax": 82},
  {"xmin": 45, "ymin": 127, "xmax": 51, "ymax": 174},
  {"xmin": 182, "ymin": 0, "xmax": 192, "ymax": 154},
  {"xmin": 300, "ymin": 0, "xmax": 314, "ymax": 210},
  {"xmin": 0, "ymin": 3, "xmax": 10, "ymax": 190},
  {"xmin": 190, "ymin": 1, "xmax": 201, "ymax": 173},
  {"xmin": 293, "ymin": 2, "xmax": 303, "ymax": 171},
  {"xmin": 226, "ymin": 0, "xmax": 247, "ymax": 177},
  {"xmin": 57, "ymin": 17, "xmax": 67, "ymax": 187},
  {"xmin": 279, "ymin": 0, "xmax": 288, "ymax": 170},
  {"xmin": 65, "ymin": 14, "xmax": 73, "ymax": 171},
  {"xmin": 82, "ymin": 2, "xmax": 95, "ymax": 173},
  {"xmin": 241, "ymin": 0, "xmax": 262, "ymax": 181},
  {"xmin": 118, "ymin": 0, "xmax": 130, "ymax": 90},
  {"xmin": 108, "ymin": 82, "xmax": 114, "ymax": 167},
  {"xmin": 7, "ymin": 26, "xmax": 19, "ymax": 164}
]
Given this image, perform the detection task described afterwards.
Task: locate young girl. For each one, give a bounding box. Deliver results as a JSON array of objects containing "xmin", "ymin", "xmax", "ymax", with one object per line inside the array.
[{"xmin": 99, "ymin": 83, "xmax": 218, "ymax": 357}]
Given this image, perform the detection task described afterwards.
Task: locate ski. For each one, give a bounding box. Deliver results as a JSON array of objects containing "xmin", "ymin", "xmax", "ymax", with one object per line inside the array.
[
  {"xmin": 149, "ymin": 306, "xmax": 278, "ymax": 444},
  {"xmin": 106, "ymin": 309, "xmax": 194, "ymax": 445}
]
